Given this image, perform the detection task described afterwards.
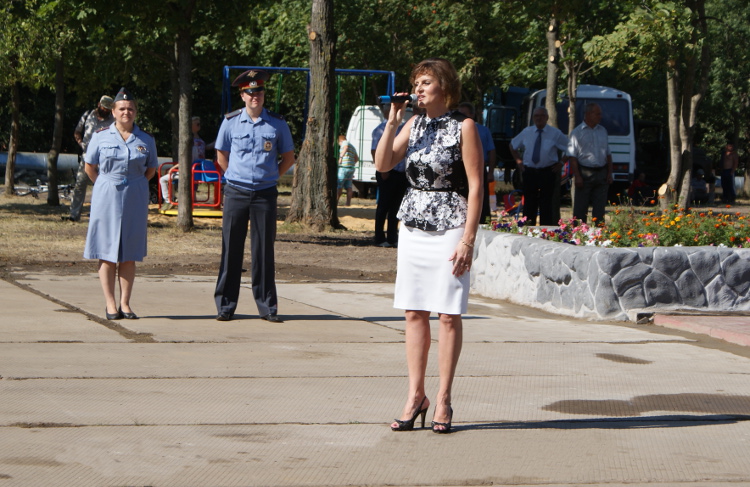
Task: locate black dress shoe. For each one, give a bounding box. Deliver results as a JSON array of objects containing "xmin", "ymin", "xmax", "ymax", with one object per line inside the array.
[
  {"xmin": 119, "ymin": 308, "xmax": 138, "ymax": 320},
  {"xmin": 216, "ymin": 312, "xmax": 232, "ymax": 322},
  {"xmin": 261, "ymin": 314, "xmax": 283, "ymax": 323},
  {"xmin": 105, "ymin": 308, "xmax": 123, "ymax": 320}
]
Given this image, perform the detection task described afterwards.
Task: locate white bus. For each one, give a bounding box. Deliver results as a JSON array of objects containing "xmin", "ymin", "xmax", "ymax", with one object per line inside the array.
[{"xmin": 524, "ymin": 84, "xmax": 636, "ymax": 189}]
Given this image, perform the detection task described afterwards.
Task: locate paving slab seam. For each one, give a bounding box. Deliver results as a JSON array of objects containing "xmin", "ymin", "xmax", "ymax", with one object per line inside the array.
[
  {"xmin": 0, "ymin": 272, "xmax": 155, "ymax": 343},
  {"xmin": 6, "ymin": 414, "xmax": 749, "ymax": 429}
]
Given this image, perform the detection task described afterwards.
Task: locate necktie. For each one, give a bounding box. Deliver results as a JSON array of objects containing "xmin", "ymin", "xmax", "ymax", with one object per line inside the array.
[{"xmin": 531, "ymin": 128, "xmax": 543, "ymax": 165}]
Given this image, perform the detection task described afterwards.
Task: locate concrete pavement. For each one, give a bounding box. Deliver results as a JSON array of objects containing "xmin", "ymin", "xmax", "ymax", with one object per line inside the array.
[{"xmin": 1, "ymin": 269, "xmax": 750, "ymax": 486}]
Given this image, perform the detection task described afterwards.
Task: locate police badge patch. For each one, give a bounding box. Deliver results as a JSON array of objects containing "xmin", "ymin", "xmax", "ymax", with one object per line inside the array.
[
  {"xmin": 136, "ymin": 145, "xmax": 147, "ymax": 153},
  {"xmin": 263, "ymin": 140, "xmax": 272, "ymax": 152}
]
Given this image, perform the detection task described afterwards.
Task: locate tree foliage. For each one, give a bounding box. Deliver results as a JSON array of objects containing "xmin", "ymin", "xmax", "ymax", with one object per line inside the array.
[{"xmin": 3, "ymin": 0, "xmax": 750, "ymax": 207}]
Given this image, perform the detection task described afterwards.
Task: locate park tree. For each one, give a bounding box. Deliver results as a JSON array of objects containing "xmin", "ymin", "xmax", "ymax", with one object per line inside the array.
[
  {"xmin": 286, "ymin": 0, "xmax": 338, "ymax": 230},
  {"xmin": 587, "ymin": 0, "xmax": 711, "ymax": 208},
  {"xmin": 0, "ymin": 0, "xmax": 73, "ymax": 200},
  {"xmin": 0, "ymin": 1, "xmax": 25, "ymax": 196},
  {"xmin": 700, "ymin": 0, "xmax": 750, "ymax": 194}
]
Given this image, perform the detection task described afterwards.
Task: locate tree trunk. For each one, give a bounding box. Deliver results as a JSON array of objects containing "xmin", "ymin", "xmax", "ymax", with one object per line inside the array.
[
  {"xmin": 46, "ymin": 57, "xmax": 65, "ymax": 206},
  {"xmin": 170, "ymin": 55, "xmax": 180, "ymax": 162},
  {"xmin": 287, "ymin": 0, "xmax": 338, "ymax": 230},
  {"xmin": 663, "ymin": 67, "xmax": 682, "ymax": 209},
  {"xmin": 545, "ymin": 17, "xmax": 559, "ymax": 128},
  {"xmin": 566, "ymin": 67, "xmax": 578, "ymax": 136},
  {"xmin": 175, "ymin": 29, "xmax": 194, "ymax": 231},
  {"xmin": 4, "ymin": 82, "xmax": 20, "ymax": 194}
]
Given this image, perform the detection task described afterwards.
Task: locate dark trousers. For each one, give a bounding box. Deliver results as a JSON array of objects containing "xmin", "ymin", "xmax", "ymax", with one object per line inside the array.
[
  {"xmin": 522, "ymin": 166, "xmax": 556, "ymax": 226},
  {"xmin": 721, "ymin": 169, "xmax": 736, "ymax": 203},
  {"xmin": 375, "ymin": 170, "xmax": 408, "ymax": 245},
  {"xmin": 573, "ymin": 166, "xmax": 609, "ymax": 224},
  {"xmin": 480, "ymin": 167, "xmax": 492, "ymax": 223},
  {"xmin": 215, "ymin": 184, "xmax": 278, "ymax": 317}
]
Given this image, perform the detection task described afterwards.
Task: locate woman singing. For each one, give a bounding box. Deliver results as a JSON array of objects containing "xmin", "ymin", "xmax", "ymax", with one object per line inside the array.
[
  {"xmin": 375, "ymin": 58, "xmax": 483, "ymax": 433},
  {"xmin": 83, "ymin": 87, "xmax": 158, "ymax": 320}
]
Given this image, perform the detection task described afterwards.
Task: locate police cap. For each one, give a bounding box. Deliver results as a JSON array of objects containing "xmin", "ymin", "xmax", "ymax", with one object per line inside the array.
[
  {"xmin": 114, "ymin": 87, "xmax": 134, "ymax": 103},
  {"xmin": 232, "ymin": 69, "xmax": 269, "ymax": 94}
]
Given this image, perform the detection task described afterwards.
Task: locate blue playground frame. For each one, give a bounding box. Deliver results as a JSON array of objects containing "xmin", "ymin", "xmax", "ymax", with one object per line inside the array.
[{"xmin": 221, "ymin": 66, "xmax": 396, "ymax": 141}]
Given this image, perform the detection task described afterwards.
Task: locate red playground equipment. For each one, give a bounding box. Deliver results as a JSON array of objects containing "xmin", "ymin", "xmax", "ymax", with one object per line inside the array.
[{"xmin": 157, "ymin": 159, "xmax": 225, "ymax": 217}]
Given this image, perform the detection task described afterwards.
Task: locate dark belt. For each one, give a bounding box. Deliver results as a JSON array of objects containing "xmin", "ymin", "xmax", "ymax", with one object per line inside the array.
[
  {"xmin": 579, "ymin": 165, "xmax": 606, "ymax": 170},
  {"xmin": 524, "ymin": 165, "xmax": 554, "ymax": 172}
]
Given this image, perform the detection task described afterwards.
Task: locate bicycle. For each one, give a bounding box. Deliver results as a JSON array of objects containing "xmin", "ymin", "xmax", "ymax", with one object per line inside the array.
[{"xmin": 14, "ymin": 179, "xmax": 74, "ymax": 201}]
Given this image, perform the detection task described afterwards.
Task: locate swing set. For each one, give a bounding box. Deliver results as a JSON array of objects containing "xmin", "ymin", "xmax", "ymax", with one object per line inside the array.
[{"xmin": 158, "ymin": 66, "xmax": 396, "ymax": 216}]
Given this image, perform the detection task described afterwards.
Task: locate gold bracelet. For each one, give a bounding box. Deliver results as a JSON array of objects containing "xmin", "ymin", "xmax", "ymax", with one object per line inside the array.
[{"xmin": 461, "ymin": 239, "xmax": 474, "ymax": 249}]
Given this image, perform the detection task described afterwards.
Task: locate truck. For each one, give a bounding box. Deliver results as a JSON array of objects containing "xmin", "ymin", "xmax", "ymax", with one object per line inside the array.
[{"xmin": 482, "ymin": 86, "xmax": 530, "ymax": 187}]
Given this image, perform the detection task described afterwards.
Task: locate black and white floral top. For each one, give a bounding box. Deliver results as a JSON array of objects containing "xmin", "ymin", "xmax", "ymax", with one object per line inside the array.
[{"xmin": 397, "ymin": 111, "xmax": 469, "ymax": 231}]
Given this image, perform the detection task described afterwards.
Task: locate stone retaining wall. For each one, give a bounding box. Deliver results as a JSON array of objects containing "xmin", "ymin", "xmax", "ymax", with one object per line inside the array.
[{"xmin": 471, "ymin": 228, "xmax": 750, "ymax": 321}]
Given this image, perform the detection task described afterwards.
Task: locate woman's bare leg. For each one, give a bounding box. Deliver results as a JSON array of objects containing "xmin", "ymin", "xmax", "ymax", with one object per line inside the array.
[
  {"xmin": 117, "ymin": 261, "xmax": 136, "ymax": 313},
  {"xmin": 433, "ymin": 313, "xmax": 463, "ymax": 429},
  {"xmin": 98, "ymin": 260, "xmax": 118, "ymax": 314},
  {"xmin": 391, "ymin": 309, "xmax": 432, "ymax": 428}
]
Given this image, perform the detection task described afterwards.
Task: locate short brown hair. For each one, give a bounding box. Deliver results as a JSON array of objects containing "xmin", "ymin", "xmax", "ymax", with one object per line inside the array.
[{"xmin": 410, "ymin": 58, "xmax": 461, "ymax": 110}]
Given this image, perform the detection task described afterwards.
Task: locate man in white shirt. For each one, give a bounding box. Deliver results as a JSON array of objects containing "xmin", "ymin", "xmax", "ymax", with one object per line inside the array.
[
  {"xmin": 509, "ymin": 107, "xmax": 568, "ymax": 225},
  {"xmin": 568, "ymin": 103, "xmax": 612, "ymax": 224}
]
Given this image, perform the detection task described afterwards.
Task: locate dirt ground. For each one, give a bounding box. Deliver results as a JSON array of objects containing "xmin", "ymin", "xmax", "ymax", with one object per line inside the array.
[{"xmin": 0, "ymin": 192, "xmax": 398, "ymax": 283}]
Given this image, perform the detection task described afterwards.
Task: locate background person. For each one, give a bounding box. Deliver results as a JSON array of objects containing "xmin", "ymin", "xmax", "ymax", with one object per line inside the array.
[
  {"xmin": 371, "ymin": 104, "xmax": 408, "ymax": 247},
  {"xmin": 568, "ymin": 103, "xmax": 612, "ymax": 224},
  {"xmin": 720, "ymin": 143, "xmax": 739, "ymax": 205},
  {"xmin": 336, "ymin": 134, "xmax": 359, "ymax": 206},
  {"xmin": 213, "ymin": 69, "xmax": 295, "ymax": 323},
  {"xmin": 159, "ymin": 116, "xmax": 207, "ymax": 210},
  {"xmin": 83, "ymin": 87, "xmax": 158, "ymax": 320},
  {"xmin": 65, "ymin": 95, "xmax": 114, "ymax": 222},
  {"xmin": 457, "ymin": 102, "xmax": 496, "ymax": 222},
  {"xmin": 509, "ymin": 107, "xmax": 568, "ymax": 225},
  {"xmin": 375, "ymin": 58, "xmax": 483, "ymax": 434}
]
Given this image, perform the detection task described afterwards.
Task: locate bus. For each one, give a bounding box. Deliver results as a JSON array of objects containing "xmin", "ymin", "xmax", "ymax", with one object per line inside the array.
[{"xmin": 523, "ymin": 85, "xmax": 636, "ymax": 191}]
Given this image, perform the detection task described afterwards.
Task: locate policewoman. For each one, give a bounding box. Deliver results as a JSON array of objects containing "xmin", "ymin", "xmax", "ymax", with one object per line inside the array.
[
  {"xmin": 214, "ymin": 70, "xmax": 295, "ymax": 323},
  {"xmin": 83, "ymin": 87, "xmax": 158, "ymax": 320}
]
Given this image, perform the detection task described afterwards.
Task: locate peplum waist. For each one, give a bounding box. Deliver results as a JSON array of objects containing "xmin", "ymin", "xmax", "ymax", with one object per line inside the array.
[{"xmin": 397, "ymin": 186, "xmax": 468, "ymax": 232}]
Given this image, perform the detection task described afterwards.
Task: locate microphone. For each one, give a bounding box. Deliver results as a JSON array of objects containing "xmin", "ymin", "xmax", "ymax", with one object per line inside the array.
[{"xmin": 378, "ymin": 94, "xmax": 418, "ymax": 104}]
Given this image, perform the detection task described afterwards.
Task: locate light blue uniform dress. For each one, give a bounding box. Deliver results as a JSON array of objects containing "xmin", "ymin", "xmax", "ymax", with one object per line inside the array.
[{"xmin": 83, "ymin": 124, "xmax": 158, "ymax": 263}]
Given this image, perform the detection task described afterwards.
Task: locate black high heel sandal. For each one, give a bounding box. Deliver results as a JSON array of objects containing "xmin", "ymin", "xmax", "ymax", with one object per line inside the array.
[
  {"xmin": 391, "ymin": 397, "xmax": 429, "ymax": 431},
  {"xmin": 431, "ymin": 405, "xmax": 453, "ymax": 434}
]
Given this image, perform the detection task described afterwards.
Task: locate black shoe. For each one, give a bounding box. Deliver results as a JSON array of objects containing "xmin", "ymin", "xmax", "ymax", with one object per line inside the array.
[
  {"xmin": 119, "ymin": 308, "xmax": 138, "ymax": 320},
  {"xmin": 216, "ymin": 312, "xmax": 232, "ymax": 322},
  {"xmin": 61, "ymin": 215, "xmax": 80, "ymax": 222},
  {"xmin": 261, "ymin": 314, "xmax": 283, "ymax": 323},
  {"xmin": 105, "ymin": 308, "xmax": 123, "ymax": 320},
  {"xmin": 431, "ymin": 406, "xmax": 453, "ymax": 434},
  {"xmin": 391, "ymin": 397, "xmax": 429, "ymax": 431}
]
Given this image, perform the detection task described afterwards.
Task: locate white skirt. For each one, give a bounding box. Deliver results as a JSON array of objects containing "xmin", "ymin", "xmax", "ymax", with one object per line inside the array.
[{"xmin": 393, "ymin": 224, "xmax": 469, "ymax": 315}]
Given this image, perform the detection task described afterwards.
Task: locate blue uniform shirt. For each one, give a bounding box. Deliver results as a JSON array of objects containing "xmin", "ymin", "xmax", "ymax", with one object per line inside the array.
[
  {"xmin": 85, "ymin": 124, "xmax": 159, "ymax": 181},
  {"xmin": 216, "ymin": 107, "xmax": 294, "ymax": 190},
  {"xmin": 371, "ymin": 121, "xmax": 405, "ymax": 172},
  {"xmin": 476, "ymin": 123, "xmax": 496, "ymax": 163}
]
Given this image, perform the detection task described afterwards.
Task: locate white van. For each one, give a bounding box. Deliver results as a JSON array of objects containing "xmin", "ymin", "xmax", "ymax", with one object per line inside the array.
[
  {"xmin": 345, "ymin": 105, "xmax": 414, "ymax": 197},
  {"xmin": 346, "ymin": 105, "xmax": 384, "ymax": 193}
]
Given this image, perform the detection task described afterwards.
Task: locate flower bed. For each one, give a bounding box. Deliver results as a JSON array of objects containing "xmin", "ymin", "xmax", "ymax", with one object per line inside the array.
[{"xmin": 492, "ymin": 206, "xmax": 750, "ymax": 248}]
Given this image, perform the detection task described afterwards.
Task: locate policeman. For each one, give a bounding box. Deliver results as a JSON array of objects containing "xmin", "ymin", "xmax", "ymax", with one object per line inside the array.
[{"xmin": 214, "ymin": 69, "xmax": 296, "ymax": 322}]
